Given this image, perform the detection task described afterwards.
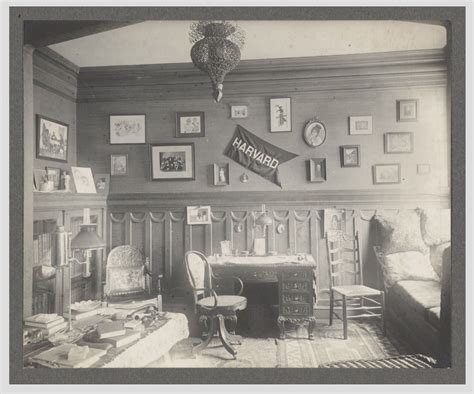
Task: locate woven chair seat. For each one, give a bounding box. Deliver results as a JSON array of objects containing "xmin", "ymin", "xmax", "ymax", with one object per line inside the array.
[{"xmin": 332, "ymin": 285, "xmax": 382, "ymax": 297}]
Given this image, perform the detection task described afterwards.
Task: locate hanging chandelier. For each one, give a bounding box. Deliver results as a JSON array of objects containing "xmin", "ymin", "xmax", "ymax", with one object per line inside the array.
[{"xmin": 189, "ymin": 21, "xmax": 245, "ymax": 103}]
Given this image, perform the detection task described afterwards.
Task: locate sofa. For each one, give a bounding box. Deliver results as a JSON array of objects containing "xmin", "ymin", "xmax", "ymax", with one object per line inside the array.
[{"xmin": 373, "ymin": 208, "xmax": 451, "ymax": 359}]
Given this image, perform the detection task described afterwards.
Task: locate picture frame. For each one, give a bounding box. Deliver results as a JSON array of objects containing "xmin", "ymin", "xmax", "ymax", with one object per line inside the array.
[
  {"xmin": 186, "ymin": 206, "xmax": 211, "ymax": 225},
  {"xmin": 384, "ymin": 132, "xmax": 414, "ymax": 153},
  {"xmin": 71, "ymin": 167, "xmax": 97, "ymax": 194},
  {"xmin": 33, "ymin": 169, "xmax": 47, "ymax": 191},
  {"xmin": 36, "ymin": 115, "xmax": 69, "ymax": 162},
  {"xmin": 110, "ymin": 114, "xmax": 146, "ymax": 144},
  {"xmin": 230, "ymin": 105, "xmax": 248, "ymax": 119},
  {"xmin": 150, "ymin": 143, "xmax": 195, "ymax": 181},
  {"xmin": 110, "ymin": 154, "xmax": 128, "ymax": 176},
  {"xmin": 269, "ymin": 97, "xmax": 291, "ymax": 132},
  {"xmin": 176, "ymin": 112, "xmax": 205, "ymax": 138},
  {"xmin": 93, "ymin": 173, "xmax": 110, "ymax": 195},
  {"xmin": 373, "ymin": 163, "xmax": 401, "ymax": 184},
  {"xmin": 45, "ymin": 167, "xmax": 61, "ymax": 190},
  {"xmin": 303, "ymin": 117, "xmax": 326, "ymax": 147},
  {"xmin": 397, "ymin": 99, "xmax": 418, "ymax": 122},
  {"xmin": 340, "ymin": 145, "xmax": 361, "ymax": 167},
  {"xmin": 307, "ymin": 158, "xmax": 326, "ymax": 183},
  {"xmin": 213, "ymin": 163, "xmax": 229, "ymax": 186},
  {"xmin": 324, "ymin": 208, "xmax": 346, "ymax": 236},
  {"xmin": 349, "ymin": 115, "xmax": 372, "ymax": 135}
]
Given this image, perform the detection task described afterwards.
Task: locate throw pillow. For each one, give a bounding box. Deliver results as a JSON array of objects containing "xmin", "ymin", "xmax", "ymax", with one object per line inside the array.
[
  {"xmin": 374, "ymin": 210, "xmax": 429, "ymax": 255},
  {"xmin": 378, "ymin": 250, "xmax": 440, "ymax": 289},
  {"xmin": 429, "ymin": 242, "xmax": 451, "ymax": 278},
  {"xmin": 418, "ymin": 208, "xmax": 451, "ymax": 246}
]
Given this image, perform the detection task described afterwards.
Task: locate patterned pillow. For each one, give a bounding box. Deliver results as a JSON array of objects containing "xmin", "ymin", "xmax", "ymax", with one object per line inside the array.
[
  {"xmin": 429, "ymin": 242, "xmax": 451, "ymax": 278},
  {"xmin": 419, "ymin": 208, "xmax": 451, "ymax": 246},
  {"xmin": 374, "ymin": 210, "xmax": 429, "ymax": 255},
  {"xmin": 378, "ymin": 251, "xmax": 439, "ymax": 289}
]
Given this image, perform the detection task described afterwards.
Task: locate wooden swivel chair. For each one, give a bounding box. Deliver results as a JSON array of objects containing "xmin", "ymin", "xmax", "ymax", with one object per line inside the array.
[
  {"xmin": 185, "ymin": 251, "xmax": 247, "ymax": 359},
  {"xmin": 326, "ymin": 231, "xmax": 385, "ymax": 339}
]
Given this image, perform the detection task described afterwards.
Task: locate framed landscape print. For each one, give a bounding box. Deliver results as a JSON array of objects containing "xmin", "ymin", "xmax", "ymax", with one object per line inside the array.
[
  {"xmin": 384, "ymin": 132, "xmax": 414, "ymax": 153},
  {"xmin": 36, "ymin": 115, "xmax": 69, "ymax": 162},
  {"xmin": 176, "ymin": 112, "xmax": 205, "ymax": 137},
  {"xmin": 186, "ymin": 206, "xmax": 212, "ymax": 225},
  {"xmin": 230, "ymin": 105, "xmax": 248, "ymax": 119},
  {"xmin": 270, "ymin": 97, "xmax": 291, "ymax": 132},
  {"xmin": 340, "ymin": 145, "xmax": 361, "ymax": 167},
  {"xmin": 71, "ymin": 167, "xmax": 97, "ymax": 193},
  {"xmin": 150, "ymin": 143, "xmax": 195, "ymax": 180},
  {"xmin": 110, "ymin": 154, "xmax": 128, "ymax": 176},
  {"xmin": 109, "ymin": 114, "xmax": 146, "ymax": 144},
  {"xmin": 307, "ymin": 158, "xmax": 326, "ymax": 182},
  {"xmin": 213, "ymin": 163, "xmax": 229, "ymax": 186},
  {"xmin": 397, "ymin": 99, "xmax": 418, "ymax": 122},
  {"xmin": 373, "ymin": 163, "xmax": 401, "ymax": 184},
  {"xmin": 349, "ymin": 115, "xmax": 372, "ymax": 135}
]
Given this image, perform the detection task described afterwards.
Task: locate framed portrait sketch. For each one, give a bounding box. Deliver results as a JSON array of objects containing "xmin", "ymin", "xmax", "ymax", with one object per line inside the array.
[
  {"xmin": 187, "ymin": 206, "xmax": 211, "ymax": 225},
  {"xmin": 150, "ymin": 143, "xmax": 195, "ymax": 181},
  {"xmin": 384, "ymin": 132, "xmax": 414, "ymax": 153},
  {"xmin": 213, "ymin": 163, "xmax": 229, "ymax": 186},
  {"xmin": 340, "ymin": 145, "xmax": 361, "ymax": 167},
  {"xmin": 349, "ymin": 116, "xmax": 372, "ymax": 135},
  {"xmin": 397, "ymin": 99, "xmax": 418, "ymax": 122},
  {"xmin": 176, "ymin": 112, "xmax": 205, "ymax": 137},
  {"xmin": 230, "ymin": 105, "xmax": 248, "ymax": 119},
  {"xmin": 270, "ymin": 98, "xmax": 291, "ymax": 132},
  {"xmin": 303, "ymin": 118, "xmax": 326, "ymax": 147},
  {"xmin": 71, "ymin": 167, "xmax": 97, "ymax": 194},
  {"xmin": 93, "ymin": 173, "xmax": 110, "ymax": 194},
  {"xmin": 307, "ymin": 158, "xmax": 326, "ymax": 182},
  {"xmin": 110, "ymin": 154, "xmax": 128, "ymax": 176},
  {"xmin": 324, "ymin": 208, "xmax": 346, "ymax": 236},
  {"xmin": 36, "ymin": 115, "xmax": 69, "ymax": 162},
  {"xmin": 373, "ymin": 163, "xmax": 401, "ymax": 184},
  {"xmin": 109, "ymin": 114, "xmax": 146, "ymax": 144}
]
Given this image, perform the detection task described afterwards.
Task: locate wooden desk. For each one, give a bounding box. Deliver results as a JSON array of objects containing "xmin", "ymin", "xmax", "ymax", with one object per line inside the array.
[{"xmin": 208, "ymin": 254, "xmax": 317, "ymax": 339}]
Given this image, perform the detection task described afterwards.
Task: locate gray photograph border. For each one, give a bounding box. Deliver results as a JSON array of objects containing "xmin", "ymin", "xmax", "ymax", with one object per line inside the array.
[{"xmin": 9, "ymin": 6, "xmax": 466, "ymax": 385}]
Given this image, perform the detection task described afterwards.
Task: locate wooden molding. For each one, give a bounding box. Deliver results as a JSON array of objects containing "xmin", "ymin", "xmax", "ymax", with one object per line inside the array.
[{"xmin": 34, "ymin": 192, "xmax": 107, "ymax": 212}]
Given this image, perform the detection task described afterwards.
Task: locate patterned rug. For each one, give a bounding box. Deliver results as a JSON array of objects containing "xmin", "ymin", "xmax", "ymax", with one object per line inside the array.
[{"xmin": 150, "ymin": 319, "xmax": 412, "ymax": 368}]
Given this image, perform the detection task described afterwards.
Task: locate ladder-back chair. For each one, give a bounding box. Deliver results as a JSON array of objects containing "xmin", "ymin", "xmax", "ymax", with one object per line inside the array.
[{"xmin": 326, "ymin": 231, "xmax": 385, "ymax": 339}]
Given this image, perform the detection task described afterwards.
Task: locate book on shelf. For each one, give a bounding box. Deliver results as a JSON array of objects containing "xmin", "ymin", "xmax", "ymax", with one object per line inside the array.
[
  {"xmin": 24, "ymin": 313, "xmax": 65, "ymax": 329},
  {"xmin": 101, "ymin": 329, "xmax": 141, "ymax": 348},
  {"xmin": 32, "ymin": 344, "xmax": 106, "ymax": 368},
  {"xmin": 96, "ymin": 321, "xmax": 126, "ymax": 339}
]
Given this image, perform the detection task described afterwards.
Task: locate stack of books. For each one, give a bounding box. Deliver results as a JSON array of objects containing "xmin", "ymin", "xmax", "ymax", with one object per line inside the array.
[
  {"xmin": 24, "ymin": 313, "xmax": 67, "ymax": 337},
  {"xmin": 95, "ymin": 321, "xmax": 141, "ymax": 348}
]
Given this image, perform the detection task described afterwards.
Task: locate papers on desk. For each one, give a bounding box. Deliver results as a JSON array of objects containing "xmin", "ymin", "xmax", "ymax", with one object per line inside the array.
[{"xmin": 32, "ymin": 344, "xmax": 106, "ymax": 368}]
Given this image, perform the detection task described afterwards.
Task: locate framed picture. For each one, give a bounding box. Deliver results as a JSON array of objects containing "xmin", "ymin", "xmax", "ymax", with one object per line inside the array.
[
  {"xmin": 230, "ymin": 105, "xmax": 248, "ymax": 119},
  {"xmin": 176, "ymin": 112, "xmax": 205, "ymax": 137},
  {"xmin": 213, "ymin": 163, "xmax": 229, "ymax": 186},
  {"xmin": 340, "ymin": 145, "xmax": 361, "ymax": 167},
  {"xmin": 324, "ymin": 209, "xmax": 346, "ymax": 236},
  {"xmin": 303, "ymin": 117, "xmax": 326, "ymax": 147},
  {"xmin": 186, "ymin": 206, "xmax": 211, "ymax": 225},
  {"xmin": 349, "ymin": 115, "xmax": 372, "ymax": 135},
  {"xmin": 109, "ymin": 114, "xmax": 146, "ymax": 144},
  {"xmin": 384, "ymin": 132, "xmax": 414, "ymax": 153},
  {"xmin": 45, "ymin": 167, "xmax": 61, "ymax": 190},
  {"xmin": 93, "ymin": 173, "xmax": 110, "ymax": 194},
  {"xmin": 373, "ymin": 163, "xmax": 401, "ymax": 184},
  {"xmin": 397, "ymin": 99, "xmax": 418, "ymax": 122},
  {"xmin": 33, "ymin": 169, "xmax": 47, "ymax": 191},
  {"xmin": 36, "ymin": 115, "xmax": 69, "ymax": 162},
  {"xmin": 307, "ymin": 158, "xmax": 326, "ymax": 182},
  {"xmin": 71, "ymin": 167, "xmax": 97, "ymax": 193},
  {"xmin": 270, "ymin": 97, "xmax": 291, "ymax": 132},
  {"xmin": 150, "ymin": 143, "xmax": 195, "ymax": 181},
  {"xmin": 110, "ymin": 154, "xmax": 128, "ymax": 176}
]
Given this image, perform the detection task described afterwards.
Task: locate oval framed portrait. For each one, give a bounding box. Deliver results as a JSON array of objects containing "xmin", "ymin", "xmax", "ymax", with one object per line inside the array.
[{"xmin": 303, "ymin": 118, "xmax": 327, "ymax": 147}]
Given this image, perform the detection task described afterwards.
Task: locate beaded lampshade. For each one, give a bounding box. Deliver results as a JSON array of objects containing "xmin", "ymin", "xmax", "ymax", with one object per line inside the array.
[{"xmin": 189, "ymin": 21, "xmax": 245, "ymax": 102}]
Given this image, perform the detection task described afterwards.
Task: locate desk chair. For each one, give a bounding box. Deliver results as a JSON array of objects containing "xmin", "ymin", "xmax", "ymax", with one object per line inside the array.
[
  {"xmin": 185, "ymin": 251, "xmax": 247, "ymax": 359},
  {"xmin": 326, "ymin": 231, "xmax": 385, "ymax": 339}
]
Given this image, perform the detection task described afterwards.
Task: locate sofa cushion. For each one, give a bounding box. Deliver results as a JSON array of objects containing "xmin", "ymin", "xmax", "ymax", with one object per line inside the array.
[
  {"xmin": 374, "ymin": 211, "xmax": 429, "ymax": 255},
  {"xmin": 419, "ymin": 208, "xmax": 451, "ymax": 246},
  {"xmin": 426, "ymin": 307, "xmax": 441, "ymax": 329},
  {"xmin": 430, "ymin": 242, "xmax": 451, "ymax": 278},
  {"xmin": 389, "ymin": 280, "xmax": 441, "ymax": 316}
]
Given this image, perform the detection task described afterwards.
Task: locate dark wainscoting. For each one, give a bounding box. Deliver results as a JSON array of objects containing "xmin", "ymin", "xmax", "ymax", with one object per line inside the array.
[{"xmin": 107, "ymin": 190, "xmax": 450, "ymax": 308}]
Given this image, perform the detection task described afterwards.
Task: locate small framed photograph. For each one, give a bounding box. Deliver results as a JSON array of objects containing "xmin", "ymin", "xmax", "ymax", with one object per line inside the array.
[
  {"xmin": 33, "ymin": 169, "xmax": 47, "ymax": 191},
  {"xmin": 349, "ymin": 115, "xmax": 372, "ymax": 135},
  {"xmin": 213, "ymin": 163, "xmax": 229, "ymax": 186},
  {"xmin": 397, "ymin": 99, "xmax": 418, "ymax": 122},
  {"xmin": 340, "ymin": 145, "xmax": 361, "ymax": 167},
  {"xmin": 270, "ymin": 98, "xmax": 291, "ymax": 132},
  {"xmin": 303, "ymin": 118, "xmax": 327, "ymax": 147},
  {"xmin": 110, "ymin": 114, "xmax": 146, "ymax": 144},
  {"xmin": 307, "ymin": 158, "xmax": 326, "ymax": 183},
  {"xmin": 150, "ymin": 143, "xmax": 195, "ymax": 180},
  {"xmin": 324, "ymin": 209, "xmax": 346, "ymax": 236},
  {"xmin": 36, "ymin": 115, "xmax": 69, "ymax": 162},
  {"xmin": 373, "ymin": 163, "xmax": 401, "ymax": 184},
  {"xmin": 230, "ymin": 105, "xmax": 248, "ymax": 119},
  {"xmin": 176, "ymin": 112, "xmax": 205, "ymax": 138},
  {"xmin": 187, "ymin": 206, "xmax": 211, "ymax": 225},
  {"xmin": 110, "ymin": 154, "xmax": 128, "ymax": 176},
  {"xmin": 71, "ymin": 167, "xmax": 97, "ymax": 193},
  {"xmin": 384, "ymin": 132, "xmax": 414, "ymax": 153},
  {"xmin": 417, "ymin": 163, "xmax": 431, "ymax": 175},
  {"xmin": 93, "ymin": 173, "xmax": 110, "ymax": 194},
  {"xmin": 45, "ymin": 167, "xmax": 61, "ymax": 190}
]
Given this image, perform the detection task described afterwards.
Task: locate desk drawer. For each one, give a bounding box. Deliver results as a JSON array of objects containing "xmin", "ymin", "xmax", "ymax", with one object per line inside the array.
[
  {"xmin": 281, "ymin": 303, "xmax": 311, "ymax": 316},
  {"xmin": 281, "ymin": 269, "xmax": 312, "ymax": 280},
  {"xmin": 281, "ymin": 281, "xmax": 311, "ymax": 292},
  {"xmin": 239, "ymin": 269, "xmax": 278, "ymax": 283},
  {"xmin": 281, "ymin": 292, "xmax": 311, "ymax": 304}
]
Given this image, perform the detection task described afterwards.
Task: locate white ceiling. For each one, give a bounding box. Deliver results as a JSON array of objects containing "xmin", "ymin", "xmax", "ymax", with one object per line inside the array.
[{"xmin": 49, "ymin": 20, "xmax": 447, "ymax": 68}]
